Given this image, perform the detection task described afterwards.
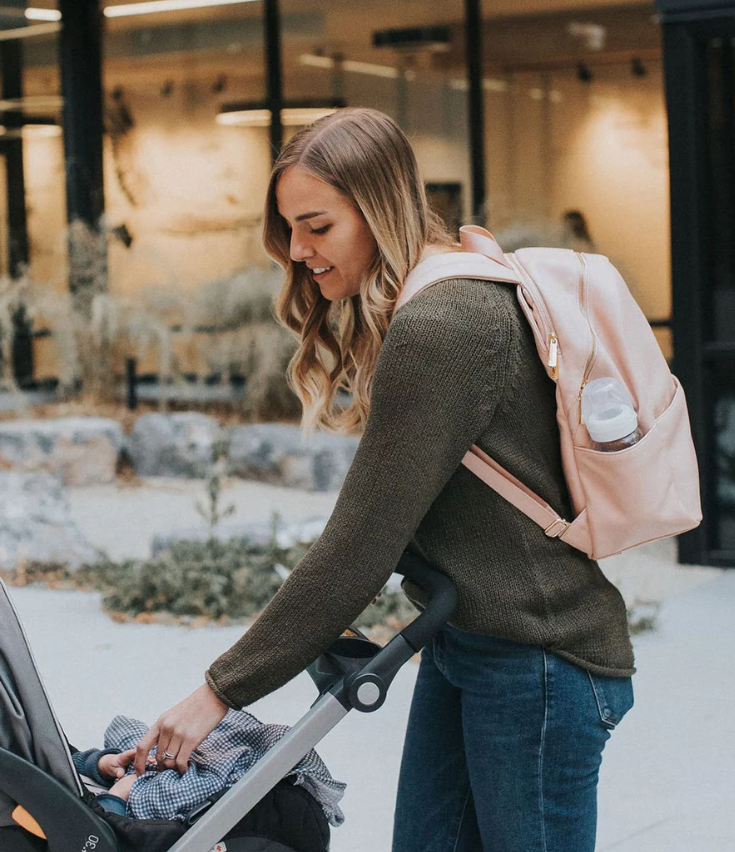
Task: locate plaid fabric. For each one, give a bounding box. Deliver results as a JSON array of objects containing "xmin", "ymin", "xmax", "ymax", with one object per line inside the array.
[{"xmin": 104, "ymin": 711, "xmax": 346, "ymax": 826}]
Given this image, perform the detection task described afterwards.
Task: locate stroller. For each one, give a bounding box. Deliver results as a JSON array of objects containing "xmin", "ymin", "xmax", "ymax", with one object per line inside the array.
[{"xmin": 0, "ymin": 552, "xmax": 456, "ymax": 852}]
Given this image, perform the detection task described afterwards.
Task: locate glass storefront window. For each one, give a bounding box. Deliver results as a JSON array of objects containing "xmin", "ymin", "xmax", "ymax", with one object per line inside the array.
[
  {"xmin": 101, "ymin": 0, "xmax": 270, "ymax": 297},
  {"xmin": 480, "ymin": 3, "xmax": 671, "ymax": 358},
  {"xmin": 1, "ymin": 9, "xmax": 62, "ymax": 287},
  {"xmin": 280, "ymin": 0, "xmax": 471, "ymax": 228}
]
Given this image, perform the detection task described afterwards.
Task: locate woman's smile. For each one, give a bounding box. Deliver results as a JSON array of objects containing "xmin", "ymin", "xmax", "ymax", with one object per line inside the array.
[{"xmin": 310, "ymin": 265, "xmax": 334, "ymax": 279}]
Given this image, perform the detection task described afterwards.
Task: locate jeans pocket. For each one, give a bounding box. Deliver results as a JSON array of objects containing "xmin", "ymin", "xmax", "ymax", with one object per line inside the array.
[
  {"xmin": 431, "ymin": 630, "xmax": 447, "ymax": 675},
  {"xmin": 587, "ymin": 672, "xmax": 634, "ymax": 730}
]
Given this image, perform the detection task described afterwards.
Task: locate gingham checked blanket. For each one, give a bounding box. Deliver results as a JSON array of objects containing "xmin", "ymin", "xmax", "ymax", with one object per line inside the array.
[{"xmin": 104, "ymin": 711, "xmax": 346, "ymax": 826}]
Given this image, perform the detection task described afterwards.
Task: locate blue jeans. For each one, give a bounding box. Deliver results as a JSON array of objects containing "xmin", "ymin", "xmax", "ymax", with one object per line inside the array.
[{"xmin": 392, "ymin": 625, "xmax": 634, "ymax": 852}]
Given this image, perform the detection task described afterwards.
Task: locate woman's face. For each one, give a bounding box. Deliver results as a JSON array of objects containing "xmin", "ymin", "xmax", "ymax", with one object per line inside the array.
[{"xmin": 276, "ymin": 166, "xmax": 378, "ymax": 301}]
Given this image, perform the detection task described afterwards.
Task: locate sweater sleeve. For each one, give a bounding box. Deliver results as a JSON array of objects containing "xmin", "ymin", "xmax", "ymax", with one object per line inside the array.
[
  {"xmin": 72, "ymin": 748, "xmax": 122, "ymax": 787},
  {"xmin": 206, "ymin": 280, "xmax": 513, "ymax": 709}
]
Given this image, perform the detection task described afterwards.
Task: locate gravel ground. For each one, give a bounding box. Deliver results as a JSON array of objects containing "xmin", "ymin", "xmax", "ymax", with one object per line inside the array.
[
  {"xmin": 66, "ymin": 477, "xmax": 719, "ymax": 609},
  {"xmin": 67, "ymin": 477, "xmax": 339, "ymax": 560}
]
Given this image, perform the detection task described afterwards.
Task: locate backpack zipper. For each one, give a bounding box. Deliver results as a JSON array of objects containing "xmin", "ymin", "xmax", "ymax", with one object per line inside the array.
[
  {"xmin": 507, "ymin": 253, "xmax": 559, "ymax": 380},
  {"xmin": 547, "ymin": 332, "xmax": 559, "ymax": 380},
  {"xmin": 575, "ymin": 252, "xmax": 599, "ymax": 422}
]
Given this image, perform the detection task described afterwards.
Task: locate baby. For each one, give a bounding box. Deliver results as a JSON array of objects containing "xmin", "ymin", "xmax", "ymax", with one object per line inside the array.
[
  {"xmin": 72, "ymin": 710, "xmax": 345, "ymax": 826},
  {"xmin": 72, "ymin": 747, "xmax": 140, "ymax": 815}
]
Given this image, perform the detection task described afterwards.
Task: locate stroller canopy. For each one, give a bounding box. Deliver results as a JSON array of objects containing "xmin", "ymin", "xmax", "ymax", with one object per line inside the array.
[{"xmin": 0, "ymin": 578, "xmax": 82, "ymax": 826}]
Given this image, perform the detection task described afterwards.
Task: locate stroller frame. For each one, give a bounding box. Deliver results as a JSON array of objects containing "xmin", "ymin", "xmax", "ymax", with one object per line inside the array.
[{"xmin": 0, "ymin": 552, "xmax": 456, "ymax": 852}]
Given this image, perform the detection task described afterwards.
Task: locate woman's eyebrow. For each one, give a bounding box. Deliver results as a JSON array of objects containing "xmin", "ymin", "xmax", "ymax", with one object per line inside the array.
[{"xmin": 295, "ymin": 210, "xmax": 327, "ymax": 222}]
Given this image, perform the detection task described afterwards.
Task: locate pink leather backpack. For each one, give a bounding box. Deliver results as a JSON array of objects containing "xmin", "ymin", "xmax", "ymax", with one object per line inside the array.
[{"xmin": 395, "ymin": 225, "xmax": 702, "ymax": 560}]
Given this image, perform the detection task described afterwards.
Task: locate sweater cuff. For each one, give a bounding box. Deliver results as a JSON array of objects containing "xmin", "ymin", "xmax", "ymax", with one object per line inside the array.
[
  {"xmin": 76, "ymin": 748, "xmax": 122, "ymax": 787},
  {"xmin": 205, "ymin": 668, "xmax": 242, "ymax": 710},
  {"xmin": 96, "ymin": 794, "xmax": 128, "ymax": 816}
]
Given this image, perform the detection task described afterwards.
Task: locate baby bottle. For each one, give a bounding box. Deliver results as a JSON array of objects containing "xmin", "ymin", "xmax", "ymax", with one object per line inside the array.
[{"xmin": 581, "ymin": 377, "xmax": 642, "ymax": 452}]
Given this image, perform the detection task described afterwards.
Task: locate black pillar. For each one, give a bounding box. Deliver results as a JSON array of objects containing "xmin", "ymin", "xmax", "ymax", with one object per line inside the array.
[
  {"xmin": 0, "ymin": 40, "xmax": 33, "ymax": 383},
  {"xmin": 464, "ymin": 0, "xmax": 487, "ymax": 224},
  {"xmin": 264, "ymin": 0, "xmax": 283, "ymax": 162},
  {"xmin": 660, "ymin": 20, "xmax": 710, "ymax": 564},
  {"xmin": 59, "ymin": 0, "xmax": 107, "ymax": 295}
]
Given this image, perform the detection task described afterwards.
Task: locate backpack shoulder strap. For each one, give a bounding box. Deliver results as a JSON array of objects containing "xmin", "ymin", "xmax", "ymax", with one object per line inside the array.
[
  {"xmin": 393, "ymin": 226, "xmax": 587, "ymax": 553},
  {"xmin": 395, "ymin": 252, "xmax": 519, "ymax": 311}
]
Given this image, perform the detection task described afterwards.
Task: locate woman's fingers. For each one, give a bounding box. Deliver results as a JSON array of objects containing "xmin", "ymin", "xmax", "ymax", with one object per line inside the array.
[
  {"xmin": 134, "ymin": 684, "xmax": 228, "ymax": 776},
  {"xmin": 158, "ymin": 734, "xmax": 185, "ymax": 773},
  {"xmin": 134, "ymin": 723, "xmax": 160, "ymax": 775},
  {"xmin": 174, "ymin": 739, "xmax": 195, "ymax": 776}
]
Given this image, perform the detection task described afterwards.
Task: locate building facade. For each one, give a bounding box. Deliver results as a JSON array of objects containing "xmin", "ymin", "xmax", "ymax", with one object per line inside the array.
[{"xmin": 1, "ymin": 0, "xmax": 727, "ymax": 565}]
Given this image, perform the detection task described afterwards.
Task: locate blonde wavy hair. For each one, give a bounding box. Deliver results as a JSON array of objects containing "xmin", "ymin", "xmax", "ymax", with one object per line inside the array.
[{"xmin": 264, "ymin": 107, "xmax": 456, "ymax": 435}]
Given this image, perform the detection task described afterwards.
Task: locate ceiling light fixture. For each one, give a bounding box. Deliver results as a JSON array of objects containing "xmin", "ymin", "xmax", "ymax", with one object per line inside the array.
[
  {"xmin": 449, "ymin": 78, "xmax": 508, "ymax": 93},
  {"xmin": 372, "ymin": 26, "xmax": 451, "ymax": 53},
  {"xmin": 576, "ymin": 63, "xmax": 594, "ymax": 83},
  {"xmin": 300, "ymin": 54, "xmax": 399, "ymax": 80},
  {"xmin": 0, "ymin": 123, "xmax": 62, "ymax": 139},
  {"xmin": 217, "ymin": 99, "xmax": 344, "ymax": 128},
  {"xmin": 0, "ymin": 95, "xmax": 64, "ymax": 111},
  {"xmin": 0, "ymin": 22, "xmax": 59, "ymax": 40},
  {"xmin": 104, "ymin": 0, "xmax": 260, "ymax": 18},
  {"xmin": 567, "ymin": 22, "xmax": 607, "ymax": 52},
  {"xmin": 631, "ymin": 57, "xmax": 647, "ymax": 78},
  {"xmin": 25, "ymin": 8, "xmax": 62, "ymax": 22}
]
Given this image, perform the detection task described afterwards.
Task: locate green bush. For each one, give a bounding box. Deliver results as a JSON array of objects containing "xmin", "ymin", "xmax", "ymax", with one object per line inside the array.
[
  {"xmin": 71, "ymin": 534, "xmax": 415, "ymax": 635},
  {"xmin": 76, "ymin": 538, "xmax": 286, "ymax": 620}
]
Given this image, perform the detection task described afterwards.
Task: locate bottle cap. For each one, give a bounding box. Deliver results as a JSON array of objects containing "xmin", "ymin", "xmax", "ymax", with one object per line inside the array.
[
  {"xmin": 581, "ymin": 377, "xmax": 639, "ymax": 444},
  {"xmin": 585, "ymin": 406, "xmax": 639, "ymax": 444}
]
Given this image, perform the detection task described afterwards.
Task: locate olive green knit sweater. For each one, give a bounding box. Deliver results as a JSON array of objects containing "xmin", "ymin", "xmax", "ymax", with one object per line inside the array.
[{"xmin": 206, "ymin": 277, "xmax": 634, "ymax": 710}]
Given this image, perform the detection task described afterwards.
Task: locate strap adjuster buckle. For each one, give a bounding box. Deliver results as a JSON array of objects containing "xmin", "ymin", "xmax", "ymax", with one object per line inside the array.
[{"xmin": 544, "ymin": 517, "xmax": 570, "ymax": 539}]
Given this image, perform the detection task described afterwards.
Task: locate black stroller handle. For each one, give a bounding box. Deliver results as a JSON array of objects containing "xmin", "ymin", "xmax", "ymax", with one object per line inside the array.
[
  {"xmin": 394, "ymin": 550, "xmax": 457, "ymax": 653},
  {"xmin": 340, "ymin": 551, "xmax": 457, "ymax": 713}
]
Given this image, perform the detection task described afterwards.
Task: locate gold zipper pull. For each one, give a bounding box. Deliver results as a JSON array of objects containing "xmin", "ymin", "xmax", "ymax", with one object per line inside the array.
[
  {"xmin": 547, "ymin": 332, "xmax": 558, "ymax": 379},
  {"xmin": 577, "ymin": 379, "xmax": 589, "ymax": 424}
]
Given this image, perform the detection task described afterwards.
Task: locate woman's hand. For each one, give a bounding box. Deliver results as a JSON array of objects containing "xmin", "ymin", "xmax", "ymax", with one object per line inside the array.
[
  {"xmin": 98, "ymin": 748, "xmax": 136, "ymax": 780},
  {"xmin": 133, "ymin": 683, "xmax": 229, "ymax": 776}
]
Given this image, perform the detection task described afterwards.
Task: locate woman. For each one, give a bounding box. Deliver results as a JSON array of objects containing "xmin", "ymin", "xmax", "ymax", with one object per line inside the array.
[{"xmin": 134, "ymin": 108, "xmax": 635, "ymax": 852}]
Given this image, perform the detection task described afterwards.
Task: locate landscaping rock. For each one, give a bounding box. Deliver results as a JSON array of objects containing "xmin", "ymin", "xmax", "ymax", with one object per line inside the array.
[
  {"xmin": 0, "ymin": 417, "xmax": 123, "ymax": 486},
  {"xmin": 228, "ymin": 424, "xmax": 359, "ymax": 491},
  {"xmin": 150, "ymin": 516, "xmax": 328, "ymax": 557},
  {"xmin": 0, "ymin": 472, "xmax": 97, "ymax": 569},
  {"xmin": 129, "ymin": 413, "xmax": 222, "ymax": 477}
]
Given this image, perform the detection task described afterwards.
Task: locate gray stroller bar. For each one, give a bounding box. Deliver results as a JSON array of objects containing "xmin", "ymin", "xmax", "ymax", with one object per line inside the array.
[{"xmin": 167, "ymin": 551, "xmax": 456, "ymax": 852}]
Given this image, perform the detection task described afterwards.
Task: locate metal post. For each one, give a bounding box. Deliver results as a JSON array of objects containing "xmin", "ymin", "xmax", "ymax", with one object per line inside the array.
[
  {"xmin": 660, "ymin": 20, "xmax": 710, "ymax": 564},
  {"xmin": 125, "ymin": 357, "xmax": 138, "ymax": 411},
  {"xmin": 464, "ymin": 0, "xmax": 487, "ymax": 224},
  {"xmin": 263, "ymin": 0, "xmax": 283, "ymax": 162},
  {"xmin": 59, "ymin": 0, "xmax": 107, "ymax": 297},
  {"xmin": 0, "ymin": 39, "xmax": 33, "ymax": 383}
]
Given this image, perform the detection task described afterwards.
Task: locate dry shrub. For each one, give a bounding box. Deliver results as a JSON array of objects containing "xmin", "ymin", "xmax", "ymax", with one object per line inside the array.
[{"xmin": 2, "ymin": 219, "xmax": 298, "ymax": 420}]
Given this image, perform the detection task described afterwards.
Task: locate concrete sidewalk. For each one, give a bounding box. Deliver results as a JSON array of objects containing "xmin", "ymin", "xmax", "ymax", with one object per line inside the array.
[
  {"xmin": 596, "ymin": 570, "xmax": 735, "ymax": 852},
  {"xmin": 8, "ymin": 557, "xmax": 733, "ymax": 851}
]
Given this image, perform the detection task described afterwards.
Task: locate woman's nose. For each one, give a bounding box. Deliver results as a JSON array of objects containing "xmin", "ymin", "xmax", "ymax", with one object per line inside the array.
[{"xmin": 290, "ymin": 231, "xmax": 314, "ymax": 263}]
